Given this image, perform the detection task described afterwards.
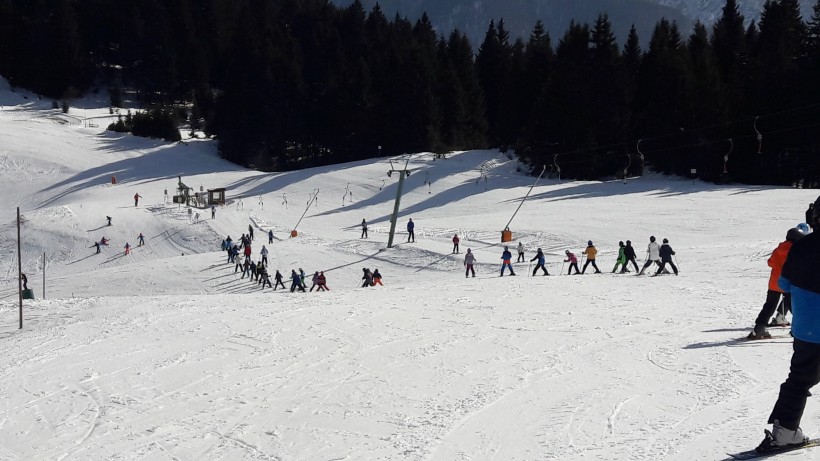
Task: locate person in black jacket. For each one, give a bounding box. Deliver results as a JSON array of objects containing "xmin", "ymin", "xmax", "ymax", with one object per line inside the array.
[
  {"xmin": 655, "ymin": 239, "xmax": 678, "ymax": 275},
  {"xmin": 624, "ymin": 240, "xmax": 640, "ymax": 272},
  {"xmin": 806, "ymin": 203, "xmax": 814, "ymax": 232}
]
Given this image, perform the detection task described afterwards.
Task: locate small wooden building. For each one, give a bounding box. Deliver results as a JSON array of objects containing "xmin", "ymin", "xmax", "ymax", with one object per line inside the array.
[{"xmin": 208, "ymin": 188, "xmax": 226, "ymax": 206}]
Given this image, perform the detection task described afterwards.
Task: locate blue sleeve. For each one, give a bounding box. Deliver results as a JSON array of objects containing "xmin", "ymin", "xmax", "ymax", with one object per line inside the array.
[{"xmin": 778, "ymin": 275, "xmax": 792, "ymax": 292}]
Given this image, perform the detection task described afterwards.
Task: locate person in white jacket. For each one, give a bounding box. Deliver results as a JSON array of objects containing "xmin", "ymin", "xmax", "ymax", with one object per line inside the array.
[
  {"xmin": 260, "ymin": 245, "xmax": 269, "ymax": 267},
  {"xmin": 637, "ymin": 236, "xmax": 661, "ymax": 275}
]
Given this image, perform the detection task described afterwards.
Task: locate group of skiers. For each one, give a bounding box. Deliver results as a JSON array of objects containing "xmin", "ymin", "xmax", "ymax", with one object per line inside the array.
[
  {"xmin": 466, "ymin": 237, "xmax": 678, "ymax": 278},
  {"xmin": 749, "ymin": 197, "xmax": 820, "ymax": 454}
]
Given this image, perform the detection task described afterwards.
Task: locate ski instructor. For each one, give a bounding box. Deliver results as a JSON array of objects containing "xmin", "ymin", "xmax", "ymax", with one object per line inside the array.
[{"xmin": 757, "ymin": 195, "xmax": 820, "ymax": 453}]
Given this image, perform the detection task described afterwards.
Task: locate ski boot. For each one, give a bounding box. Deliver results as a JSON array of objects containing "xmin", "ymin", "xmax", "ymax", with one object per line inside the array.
[
  {"xmin": 756, "ymin": 421, "xmax": 809, "ymax": 453},
  {"xmin": 748, "ymin": 324, "xmax": 772, "ymax": 340}
]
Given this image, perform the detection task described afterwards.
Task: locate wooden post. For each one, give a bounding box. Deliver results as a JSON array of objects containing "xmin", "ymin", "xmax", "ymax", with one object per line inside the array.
[{"xmin": 17, "ymin": 207, "xmax": 22, "ymax": 329}]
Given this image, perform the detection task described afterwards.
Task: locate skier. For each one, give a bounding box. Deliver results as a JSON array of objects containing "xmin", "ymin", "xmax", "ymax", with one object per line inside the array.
[
  {"xmin": 134, "ymin": 193, "xmax": 142, "ymax": 206},
  {"xmin": 612, "ymin": 241, "xmax": 627, "ymax": 273},
  {"xmin": 756, "ymin": 197, "xmax": 820, "ymax": 453},
  {"xmin": 500, "ymin": 246, "xmax": 516, "ymax": 276},
  {"xmin": 268, "ymin": 229, "xmax": 273, "ymax": 244},
  {"xmin": 92, "ymin": 241, "xmax": 101, "ymax": 254},
  {"xmin": 187, "ymin": 207, "xmax": 192, "ymax": 221},
  {"xmin": 138, "ymin": 233, "xmax": 145, "ymax": 246},
  {"xmin": 235, "ymin": 253, "xmax": 245, "ymax": 273},
  {"xmin": 372, "ymin": 269, "xmax": 383, "ymax": 286},
  {"xmin": 654, "ymin": 238, "xmax": 678, "ymax": 276},
  {"xmin": 621, "ymin": 240, "xmax": 640, "ymax": 273},
  {"xmin": 637, "ymin": 236, "xmax": 661, "ymax": 275},
  {"xmin": 260, "ymin": 245, "xmax": 269, "ymax": 267},
  {"xmin": 211, "ymin": 206, "xmax": 216, "ymax": 219},
  {"xmin": 248, "ymin": 224, "xmax": 254, "ymax": 242},
  {"xmin": 106, "ymin": 216, "xmax": 112, "ymax": 226},
  {"xmin": 805, "ymin": 203, "xmax": 814, "ymax": 231},
  {"xmin": 290, "ymin": 269, "xmax": 306, "ymax": 292},
  {"xmin": 749, "ymin": 227, "xmax": 806, "ymax": 339},
  {"xmin": 100, "ymin": 237, "xmax": 109, "ymax": 247},
  {"xmin": 406, "ymin": 218, "xmax": 415, "ymax": 243},
  {"xmin": 464, "ymin": 248, "xmax": 476, "ymax": 278},
  {"xmin": 361, "ymin": 219, "xmax": 368, "ymax": 239},
  {"xmin": 124, "ymin": 242, "xmax": 131, "ymax": 255},
  {"xmin": 531, "ymin": 248, "xmax": 549, "ymax": 276},
  {"xmin": 243, "ymin": 244, "xmax": 252, "ymax": 259},
  {"xmin": 241, "ymin": 257, "xmax": 252, "ymax": 279},
  {"xmin": 309, "ymin": 271, "xmax": 320, "ymax": 291},
  {"xmin": 564, "ymin": 250, "xmax": 580, "ymax": 275},
  {"xmin": 258, "ymin": 265, "xmax": 271, "ymax": 288},
  {"xmin": 362, "ymin": 268, "xmax": 374, "ymax": 287},
  {"xmin": 517, "ymin": 241, "xmax": 525, "ymax": 263},
  {"xmin": 273, "ymin": 270, "xmax": 286, "ymax": 290},
  {"xmin": 299, "ymin": 268, "xmax": 306, "ymax": 287},
  {"xmin": 21, "ymin": 273, "xmax": 28, "ymax": 290},
  {"xmin": 452, "ymin": 234, "xmax": 460, "ymax": 254},
  {"xmin": 316, "ymin": 271, "xmax": 330, "ymax": 291},
  {"xmin": 581, "ymin": 241, "xmax": 601, "ymax": 274}
]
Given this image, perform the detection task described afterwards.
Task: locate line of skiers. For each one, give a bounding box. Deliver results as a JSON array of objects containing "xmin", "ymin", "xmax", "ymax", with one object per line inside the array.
[{"xmin": 476, "ymin": 236, "xmax": 678, "ymax": 277}]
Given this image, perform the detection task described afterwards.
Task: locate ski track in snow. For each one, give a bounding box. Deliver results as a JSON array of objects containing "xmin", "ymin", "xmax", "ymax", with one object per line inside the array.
[{"xmin": 0, "ymin": 94, "xmax": 819, "ymax": 460}]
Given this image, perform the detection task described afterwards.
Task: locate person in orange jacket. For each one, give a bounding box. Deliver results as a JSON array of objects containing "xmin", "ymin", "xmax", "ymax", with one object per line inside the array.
[
  {"xmin": 581, "ymin": 241, "xmax": 601, "ymax": 274},
  {"xmin": 749, "ymin": 226, "xmax": 806, "ymax": 339}
]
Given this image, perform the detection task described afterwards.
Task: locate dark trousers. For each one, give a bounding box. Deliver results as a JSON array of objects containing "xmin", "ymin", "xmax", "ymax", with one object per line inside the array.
[
  {"xmin": 269, "ymin": 236, "xmax": 273, "ymax": 244},
  {"xmin": 655, "ymin": 260, "xmax": 678, "ymax": 275},
  {"xmin": 262, "ymin": 256, "xmax": 268, "ymax": 266},
  {"xmin": 290, "ymin": 282, "xmax": 305, "ymax": 292},
  {"xmin": 768, "ymin": 339, "xmax": 820, "ymax": 430},
  {"xmin": 622, "ymin": 257, "xmax": 639, "ymax": 273},
  {"xmin": 639, "ymin": 259, "xmax": 658, "ymax": 274},
  {"xmin": 453, "ymin": 243, "xmax": 459, "ymax": 253},
  {"xmin": 517, "ymin": 252, "xmax": 525, "ymax": 262},
  {"xmin": 755, "ymin": 290, "xmax": 791, "ymax": 327},
  {"xmin": 582, "ymin": 259, "xmax": 600, "ymax": 273},
  {"xmin": 260, "ymin": 277, "xmax": 271, "ymax": 288},
  {"xmin": 465, "ymin": 264, "xmax": 475, "ymax": 277},
  {"xmin": 407, "ymin": 230, "xmax": 415, "ymax": 242},
  {"xmin": 533, "ymin": 263, "xmax": 549, "ymax": 276},
  {"xmin": 361, "ymin": 229, "xmax": 368, "ymax": 238},
  {"xmin": 567, "ymin": 262, "xmax": 580, "ymax": 274},
  {"xmin": 274, "ymin": 280, "xmax": 285, "ymax": 290}
]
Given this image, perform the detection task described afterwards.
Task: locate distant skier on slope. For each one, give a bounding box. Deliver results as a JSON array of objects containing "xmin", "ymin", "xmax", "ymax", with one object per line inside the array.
[
  {"xmin": 637, "ymin": 236, "xmax": 661, "ymax": 276},
  {"xmin": 756, "ymin": 197, "xmax": 820, "ymax": 453},
  {"xmin": 500, "ymin": 246, "xmax": 516, "ymax": 276},
  {"xmin": 581, "ymin": 241, "xmax": 601, "ymax": 274},
  {"xmin": 516, "ymin": 241, "xmax": 525, "ymax": 263},
  {"xmin": 134, "ymin": 193, "xmax": 142, "ymax": 207},
  {"xmin": 316, "ymin": 271, "xmax": 329, "ymax": 291},
  {"xmin": 612, "ymin": 241, "xmax": 627, "ymax": 273},
  {"xmin": 361, "ymin": 219, "xmax": 368, "ymax": 239},
  {"xmin": 290, "ymin": 269, "xmax": 306, "ymax": 292},
  {"xmin": 464, "ymin": 248, "xmax": 476, "ymax": 278},
  {"xmin": 372, "ymin": 269, "xmax": 383, "ymax": 286},
  {"xmin": 564, "ymin": 250, "xmax": 580, "ymax": 275},
  {"xmin": 273, "ymin": 270, "xmax": 285, "ymax": 290},
  {"xmin": 654, "ymin": 239, "xmax": 678, "ymax": 276},
  {"xmin": 531, "ymin": 248, "xmax": 549, "ymax": 276},
  {"xmin": 621, "ymin": 240, "xmax": 640, "ymax": 273},
  {"xmin": 138, "ymin": 233, "xmax": 145, "ymax": 246},
  {"xmin": 452, "ymin": 234, "xmax": 460, "ymax": 254},
  {"xmin": 749, "ymin": 226, "xmax": 806, "ymax": 339},
  {"xmin": 361, "ymin": 268, "xmax": 374, "ymax": 287},
  {"xmin": 406, "ymin": 218, "xmax": 415, "ymax": 243}
]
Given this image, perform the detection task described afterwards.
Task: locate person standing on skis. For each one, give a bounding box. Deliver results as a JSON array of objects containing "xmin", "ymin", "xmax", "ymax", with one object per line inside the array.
[
  {"xmin": 756, "ymin": 197, "xmax": 820, "ymax": 453},
  {"xmin": 638, "ymin": 236, "xmax": 661, "ymax": 275},
  {"xmin": 749, "ymin": 227, "xmax": 806, "ymax": 339},
  {"xmin": 452, "ymin": 234, "xmax": 460, "ymax": 254},
  {"xmin": 464, "ymin": 249, "xmax": 476, "ymax": 278},
  {"xmin": 564, "ymin": 250, "xmax": 580, "ymax": 275},
  {"xmin": 655, "ymin": 238, "xmax": 679, "ymax": 276},
  {"xmin": 581, "ymin": 241, "xmax": 601, "ymax": 274},
  {"xmin": 500, "ymin": 246, "xmax": 516, "ymax": 276},
  {"xmin": 622, "ymin": 240, "xmax": 640, "ymax": 273},
  {"xmin": 516, "ymin": 241, "xmax": 525, "ymax": 263},
  {"xmin": 134, "ymin": 193, "xmax": 142, "ymax": 206},
  {"xmin": 361, "ymin": 219, "xmax": 368, "ymax": 239},
  {"xmin": 531, "ymin": 248, "xmax": 549, "ymax": 276},
  {"xmin": 612, "ymin": 241, "xmax": 627, "ymax": 273}
]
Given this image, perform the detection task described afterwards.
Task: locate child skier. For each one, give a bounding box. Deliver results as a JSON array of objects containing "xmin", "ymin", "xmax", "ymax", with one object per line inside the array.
[
  {"xmin": 464, "ymin": 249, "xmax": 476, "ymax": 278},
  {"xmin": 138, "ymin": 233, "xmax": 145, "ymax": 246},
  {"xmin": 273, "ymin": 270, "xmax": 285, "ymax": 290},
  {"xmin": 316, "ymin": 271, "xmax": 329, "ymax": 291},
  {"xmin": 622, "ymin": 240, "xmax": 640, "ymax": 273},
  {"xmin": 564, "ymin": 250, "xmax": 580, "ymax": 275},
  {"xmin": 500, "ymin": 246, "xmax": 516, "ymax": 276},
  {"xmin": 655, "ymin": 239, "xmax": 679, "ymax": 276},
  {"xmin": 531, "ymin": 248, "xmax": 549, "ymax": 276},
  {"xmin": 372, "ymin": 269, "xmax": 383, "ymax": 286},
  {"xmin": 637, "ymin": 236, "xmax": 661, "ymax": 275},
  {"xmin": 290, "ymin": 269, "xmax": 306, "ymax": 292},
  {"xmin": 517, "ymin": 241, "xmax": 525, "ymax": 263},
  {"xmin": 124, "ymin": 242, "xmax": 131, "ymax": 255},
  {"xmin": 749, "ymin": 227, "xmax": 805, "ymax": 339},
  {"xmin": 612, "ymin": 241, "xmax": 627, "ymax": 273},
  {"xmin": 452, "ymin": 234, "xmax": 460, "ymax": 254},
  {"xmin": 581, "ymin": 241, "xmax": 601, "ymax": 274},
  {"xmin": 361, "ymin": 219, "xmax": 368, "ymax": 239},
  {"xmin": 361, "ymin": 268, "xmax": 374, "ymax": 287}
]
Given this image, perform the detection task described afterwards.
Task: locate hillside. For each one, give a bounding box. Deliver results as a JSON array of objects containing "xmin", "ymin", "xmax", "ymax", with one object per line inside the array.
[{"xmin": 1, "ymin": 81, "xmax": 820, "ymax": 459}]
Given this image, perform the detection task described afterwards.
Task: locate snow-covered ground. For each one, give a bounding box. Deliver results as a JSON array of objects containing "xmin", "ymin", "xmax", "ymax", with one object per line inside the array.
[{"xmin": 1, "ymin": 78, "xmax": 819, "ymax": 460}]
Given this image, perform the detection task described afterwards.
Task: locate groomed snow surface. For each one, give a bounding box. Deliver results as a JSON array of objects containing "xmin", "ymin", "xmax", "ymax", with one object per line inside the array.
[{"xmin": 1, "ymin": 79, "xmax": 818, "ymax": 460}]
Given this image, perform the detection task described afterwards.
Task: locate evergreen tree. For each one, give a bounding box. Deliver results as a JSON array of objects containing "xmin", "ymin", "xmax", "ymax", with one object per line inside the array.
[
  {"xmin": 476, "ymin": 19, "xmax": 512, "ymax": 147},
  {"xmin": 711, "ymin": 0, "xmax": 747, "ymax": 114}
]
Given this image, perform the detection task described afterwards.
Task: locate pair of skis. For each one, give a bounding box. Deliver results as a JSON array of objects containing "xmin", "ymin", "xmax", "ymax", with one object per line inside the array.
[{"xmin": 728, "ymin": 437, "xmax": 820, "ymax": 459}]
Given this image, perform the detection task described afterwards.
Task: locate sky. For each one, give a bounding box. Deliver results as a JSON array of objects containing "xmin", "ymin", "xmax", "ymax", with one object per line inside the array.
[{"xmin": 1, "ymin": 77, "xmax": 819, "ymax": 460}]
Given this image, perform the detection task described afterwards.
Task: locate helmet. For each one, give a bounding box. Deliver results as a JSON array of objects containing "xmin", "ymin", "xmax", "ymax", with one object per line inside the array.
[
  {"xmin": 796, "ymin": 223, "xmax": 810, "ymax": 234},
  {"xmin": 588, "ymin": 240, "xmax": 593, "ymax": 246},
  {"xmin": 662, "ymin": 238, "xmax": 669, "ymax": 244},
  {"xmin": 565, "ymin": 250, "xmax": 570, "ymax": 254},
  {"xmin": 650, "ymin": 236, "xmax": 656, "ymax": 242},
  {"xmin": 537, "ymin": 247, "xmax": 542, "ymax": 251},
  {"xmin": 504, "ymin": 246, "xmax": 509, "ymax": 250},
  {"xmin": 787, "ymin": 228, "xmax": 805, "ymax": 242}
]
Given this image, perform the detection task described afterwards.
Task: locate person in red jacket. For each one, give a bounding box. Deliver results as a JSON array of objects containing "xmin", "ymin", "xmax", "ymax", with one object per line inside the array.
[{"xmin": 749, "ymin": 226, "xmax": 806, "ymax": 339}]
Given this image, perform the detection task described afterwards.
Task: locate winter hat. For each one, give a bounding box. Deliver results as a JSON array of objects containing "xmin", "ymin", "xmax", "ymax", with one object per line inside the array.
[
  {"xmin": 504, "ymin": 246, "xmax": 509, "ymax": 250},
  {"xmin": 467, "ymin": 248, "xmax": 471, "ymax": 253},
  {"xmin": 588, "ymin": 240, "xmax": 593, "ymax": 246},
  {"xmin": 565, "ymin": 250, "xmax": 570, "ymax": 254},
  {"xmin": 619, "ymin": 241, "xmax": 624, "ymax": 246},
  {"xmin": 537, "ymin": 247, "xmax": 542, "ymax": 251},
  {"xmin": 650, "ymin": 236, "xmax": 656, "ymax": 242},
  {"xmin": 626, "ymin": 240, "xmax": 632, "ymax": 245},
  {"xmin": 662, "ymin": 238, "xmax": 669, "ymax": 244}
]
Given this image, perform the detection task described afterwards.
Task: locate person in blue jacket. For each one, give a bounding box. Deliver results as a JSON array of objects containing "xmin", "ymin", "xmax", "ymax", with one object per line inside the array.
[
  {"xmin": 758, "ymin": 196, "xmax": 820, "ymax": 452},
  {"xmin": 530, "ymin": 248, "xmax": 549, "ymax": 276},
  {"xmin": 500, "ymin": 246, "xmax": 516, "ymax": 276},
  {"xmin": 406, "ymin": 218, "xmax": 415, "ymax": 243}
]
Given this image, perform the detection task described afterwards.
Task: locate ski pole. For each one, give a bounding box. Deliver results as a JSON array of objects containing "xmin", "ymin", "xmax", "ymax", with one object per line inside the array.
[{"xmin": 674, "ymin": 255, "xmax": 681, "ymax": 272}]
